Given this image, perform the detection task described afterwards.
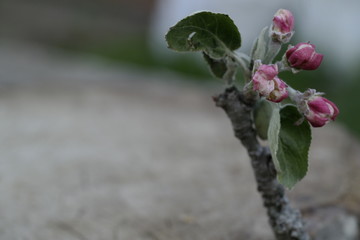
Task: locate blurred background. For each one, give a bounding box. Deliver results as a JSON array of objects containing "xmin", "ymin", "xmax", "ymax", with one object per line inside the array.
[
  {"xmin": 1, "ymin": 0, "xmax": 359, "ymax": 134},
  {"xmin": 1, "ymin": 0, "xmax": 360, "ymax": 239}
]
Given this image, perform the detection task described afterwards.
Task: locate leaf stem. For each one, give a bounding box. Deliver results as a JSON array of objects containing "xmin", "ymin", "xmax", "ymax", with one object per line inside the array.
[
  {"xmin": 287, "ymin": 86, "xmax": 301, "ymax": 104},
  {"xmin": 263, "ymin": 40, "xmax": 282, "ymax": 64}
]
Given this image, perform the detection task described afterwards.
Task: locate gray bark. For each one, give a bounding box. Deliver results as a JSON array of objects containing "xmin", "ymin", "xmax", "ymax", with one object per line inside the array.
[{"xmin": 213, "ymin": 86, "xmax": 310, "ymax": 240}]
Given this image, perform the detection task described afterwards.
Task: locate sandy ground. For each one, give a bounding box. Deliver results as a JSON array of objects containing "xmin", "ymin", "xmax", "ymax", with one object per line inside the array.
[{"xmin": 0, "ymin": 41, "xmax": 359, "ymax": 240}]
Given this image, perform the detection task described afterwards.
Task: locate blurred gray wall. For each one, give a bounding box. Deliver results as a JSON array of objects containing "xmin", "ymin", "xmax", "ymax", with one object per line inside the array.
[{"xmin": 0, "ymin": 0, "xmax": 156, "ymax": 46}]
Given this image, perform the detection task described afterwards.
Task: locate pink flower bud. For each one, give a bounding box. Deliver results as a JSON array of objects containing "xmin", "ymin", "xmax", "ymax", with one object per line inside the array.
[
  {"xmin": 271, "ymin": 9, "xmax": 295, "ymax": 43},
  {"xmin": 252, "ymin": 64, "xmax": 288, "ymax": 102},
  {"xmin": 268, "ymin": 77, "xmax": 288, "ymax": 103},
  {"xmin": 286, "ymin": 43, "xmax": 324, "ymax": 70},
  {"xmin": 305, "ymin": 96, "xmax": 339, "ymax": 127},
  {"xmin": 273, "ymin": 9, "xmax": 294, "ymax": 33}
]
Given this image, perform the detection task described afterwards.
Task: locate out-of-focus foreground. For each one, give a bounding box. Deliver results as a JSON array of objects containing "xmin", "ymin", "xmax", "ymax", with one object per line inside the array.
[{"xmin": 0, "ymin": 1, "xmax": 360, "ymax": 239}]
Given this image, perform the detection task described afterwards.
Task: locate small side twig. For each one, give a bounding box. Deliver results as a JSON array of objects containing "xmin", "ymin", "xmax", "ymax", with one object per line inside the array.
[{"xmin": 213, "ymin": 86, "xmax": 310, "ymax": 240}]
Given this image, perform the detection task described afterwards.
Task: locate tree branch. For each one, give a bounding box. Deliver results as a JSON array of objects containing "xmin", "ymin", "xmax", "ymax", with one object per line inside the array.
[{"xmin": 213, "ymin": 86, "xmax": 310, "ymax": 240}]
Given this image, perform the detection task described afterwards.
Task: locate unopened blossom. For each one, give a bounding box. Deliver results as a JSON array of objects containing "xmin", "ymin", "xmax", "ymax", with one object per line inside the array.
[
  {"xmin": 304, "ymin": 96, "xmax": 339, "ymax": 127},
  {"xmin": 286, "ymin": 43, "xmax": 324, "ymax": 70},
  {"xmin": 252, "ymin": 64, "xmax": 288, "ymax": 102},
  {"xmin": 267, "ymin": 77, "xmax": 288, "ymax": 102},
  {"xmin": 271, "ymin": 9, "xmax": 295, "ymax": 43}
]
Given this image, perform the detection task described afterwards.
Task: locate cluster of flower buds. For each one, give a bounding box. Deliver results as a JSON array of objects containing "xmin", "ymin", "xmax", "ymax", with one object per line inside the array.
[
  {"xmin": 252, "ymin": 63, "xmax": 288, "ymax": 103},
  {"xmin": 250, "ymin": 9, "xmax": 339, "ymax": 127}
]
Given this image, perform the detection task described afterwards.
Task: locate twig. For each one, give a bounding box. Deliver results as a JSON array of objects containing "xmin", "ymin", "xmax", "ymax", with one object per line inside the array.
[{"xmin": 213, "ymin": 86, "xmax": 310, "ymax": 240}]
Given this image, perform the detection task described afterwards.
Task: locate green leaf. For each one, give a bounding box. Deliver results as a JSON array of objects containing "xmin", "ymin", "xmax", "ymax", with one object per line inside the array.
[
  {"xmin": 165, "ymin": 11, "xmax": 241, "ymax": 59},
  {"xmin": 253, "ymin": 98, "xmax": 274, "ymax": 140},
  {"xmin": 268, "ymin": 105, "xmax": 281, "ymax": 169},
  {"xmin": 250, "ymin": 26, "xmax": 269, "ymax": 61},
  {"xmin": 268, "ymin": 105, "xmax": 311, "ymax": 189},
  {"xmin": 203, "ymin": 52, "xmax": 227, "ymax": 78}
]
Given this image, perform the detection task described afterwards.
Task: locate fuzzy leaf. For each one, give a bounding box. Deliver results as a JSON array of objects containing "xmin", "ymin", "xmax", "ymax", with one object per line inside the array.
[
  {"xmin": 268, "ymin": 105, "xmax": 311, "ymax": 189},
  {"xmin": 165, "ymin": 11, "xmax": 241, "ymax": 59},
  {"xmin": 253, "ymin": 98, "xmax": 274, "ymax": 140},
  {"xmin": 268, "ymin": 106, "xmax": 281, "ymax": 169},
  {"xmin": 250, "ymin": 26, "xmax": 269, "ymax": 61}
]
